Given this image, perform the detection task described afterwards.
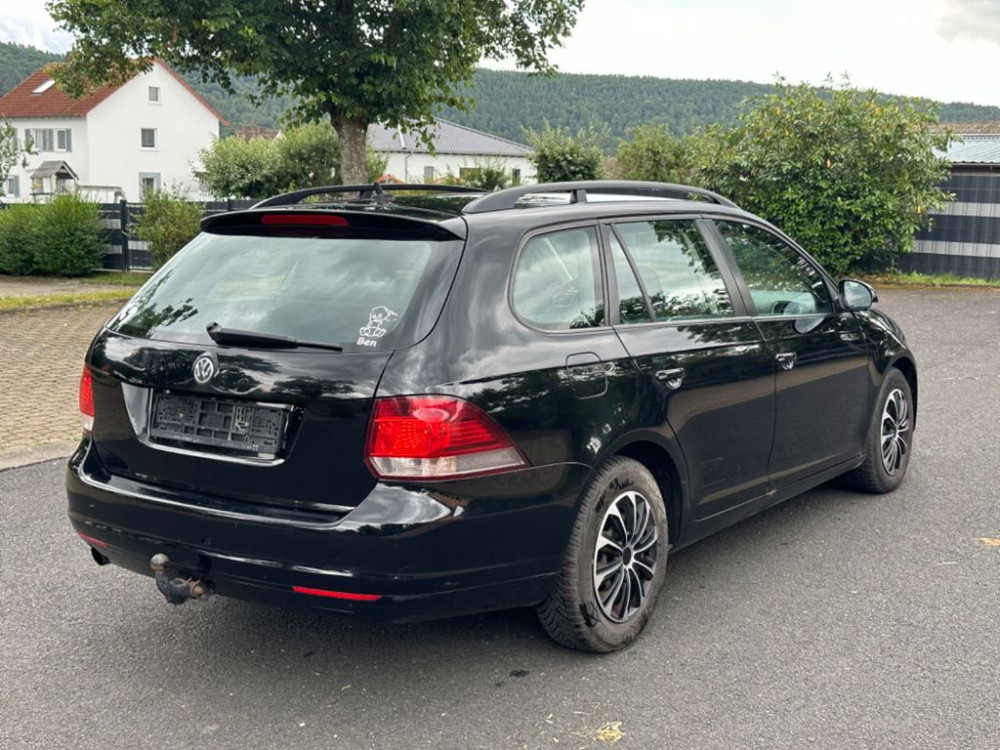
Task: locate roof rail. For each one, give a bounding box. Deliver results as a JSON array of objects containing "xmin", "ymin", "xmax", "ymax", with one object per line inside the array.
[
  {"xmin": 462, "ymin": 181, "xmax": 738, "ymax": 214},
  {"xmin": 252, "ymin": 183, "xmax": 486, "ymax": 209}
]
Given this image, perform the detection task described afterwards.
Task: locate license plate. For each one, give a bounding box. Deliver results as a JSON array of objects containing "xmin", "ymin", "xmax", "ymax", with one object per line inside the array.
[{"xmin": 149, "ymin": 393, "xmax": 286, "ymax": 456}]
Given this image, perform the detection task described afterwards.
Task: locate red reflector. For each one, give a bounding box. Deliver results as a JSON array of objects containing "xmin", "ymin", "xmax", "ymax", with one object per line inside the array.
[
  {"xmin": 292, "ymin": 586, "xmax": 381, "ymax": 602},
  {"xmin": 77, "ymin": 532, "xmax": 108, "ymax": 549},
  {"xmin": 260, "ymin": 213, "xmax": 349, "ymax": 227}
]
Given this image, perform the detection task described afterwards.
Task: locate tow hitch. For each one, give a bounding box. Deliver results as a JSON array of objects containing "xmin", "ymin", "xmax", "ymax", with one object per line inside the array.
[{"xmin": 149, "ymin": 554, "xmax": 212, "ymax": 605}]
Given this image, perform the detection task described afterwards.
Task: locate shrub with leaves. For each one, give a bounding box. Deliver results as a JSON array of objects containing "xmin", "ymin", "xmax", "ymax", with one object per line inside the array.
[
  {"xmin": 692, "ymin": 79, "xmax": 953, "ymax": 275},
  {"xmin": 612, "ymin": 124, "xmax": 694, "ymax": 184},
  {"xmin": 0, "ymin": 203, "xmax": 43, "ymax": 274},
  {"xmin": 526, "ymin": 123, "xmax": 605, "ymax": 182},
  {"xmin": 31, "ymin": 194, "xmax": 103, "ymax": 276},
  {"xmin": 137, "ymin": 188, "xmax": 204, "ymax": 268}
]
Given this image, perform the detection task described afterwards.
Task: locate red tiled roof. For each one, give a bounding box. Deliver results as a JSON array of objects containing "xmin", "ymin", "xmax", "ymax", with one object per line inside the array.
[
  {"xmin": 0, "ymin": 64, "xmax": 120, "ymax": 118},
  {"xmin": 0, "ymin": 60, "xmax": 227, "ymax": 124}
]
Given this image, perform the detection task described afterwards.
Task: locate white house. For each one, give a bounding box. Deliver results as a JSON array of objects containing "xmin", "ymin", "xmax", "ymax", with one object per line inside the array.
[
  {"xmin": 0, "ymin": 60, "xmax": 226, "ymax": 203},
  {"xmin": 368, "ymin": 119, "xmax": 534, "ymax": 184}
]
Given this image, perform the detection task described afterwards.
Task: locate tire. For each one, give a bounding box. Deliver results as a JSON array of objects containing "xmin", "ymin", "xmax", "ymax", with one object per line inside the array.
[
  {"xmin": 841, "ymin": 367, "xmax": 914, "ymax": 494},
  {"xmin": 537, "ymin": 457, "xmax": 669, "ymax": 653}
]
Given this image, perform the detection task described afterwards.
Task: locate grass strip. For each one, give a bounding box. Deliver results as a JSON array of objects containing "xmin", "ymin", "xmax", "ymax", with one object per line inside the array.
[{"xmin": 0, "ymin": 289, "xmax": 133, "ymax": 312}]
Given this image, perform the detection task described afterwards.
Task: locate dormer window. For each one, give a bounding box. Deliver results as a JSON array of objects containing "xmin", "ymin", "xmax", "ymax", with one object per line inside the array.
[
  {"xmin": 148, "ymin": 86, "xmax": 160, "ymax": 103},
  {"xmin": 32, "ymin": 79, "xmax": 56, "ymax": 95}
]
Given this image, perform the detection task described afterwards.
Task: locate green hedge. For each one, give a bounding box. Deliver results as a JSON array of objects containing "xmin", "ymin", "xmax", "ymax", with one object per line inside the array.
[{"xmin": 0, "ymin": 194, "xmax": 103, "ymax": 276}]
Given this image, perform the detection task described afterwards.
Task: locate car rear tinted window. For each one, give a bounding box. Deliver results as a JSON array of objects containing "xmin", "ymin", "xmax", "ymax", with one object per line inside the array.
[{"xmin": 109, "ymin": 232, "xmax": 463, "ymax": 352}]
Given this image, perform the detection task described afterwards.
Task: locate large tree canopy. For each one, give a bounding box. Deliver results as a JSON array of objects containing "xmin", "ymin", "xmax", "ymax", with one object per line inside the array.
[{"xmin": 48, "ymin": 0, "xmax": 584, "ymax": 183}]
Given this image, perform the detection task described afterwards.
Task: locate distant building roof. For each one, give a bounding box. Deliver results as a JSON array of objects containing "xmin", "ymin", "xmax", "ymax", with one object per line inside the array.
[
  {"xmin": 943, "ymin": 135, "xmax": 1000, "ymax": 165},
  {"xmin": 232, "ymin": 124, "xmax": 281, "ymax": 141},
  {"xmin": 0, "ymin": 60, "xmax": 227, "ymax": 124},
  {"xmin": 368, "ymin": 119, "xmax": 531, "ymax": 157},
  {"xmin": 935, "ymin": 121, "xmax": 1000, "ymax": 136}
]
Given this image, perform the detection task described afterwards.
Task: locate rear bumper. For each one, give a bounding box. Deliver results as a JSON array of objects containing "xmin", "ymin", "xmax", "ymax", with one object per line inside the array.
[{"xmin": 66, "ymin": 439, "xmax": 590, "ymax": 622}]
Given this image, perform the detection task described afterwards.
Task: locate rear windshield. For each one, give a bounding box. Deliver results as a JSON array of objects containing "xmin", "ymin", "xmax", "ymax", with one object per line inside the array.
[{"xmin": 108, "ymin": 232, "xmax": 463, "ymax": 352}]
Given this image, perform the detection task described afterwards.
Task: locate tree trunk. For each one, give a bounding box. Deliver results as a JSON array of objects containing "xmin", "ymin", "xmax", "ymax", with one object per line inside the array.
[{"xmin": 332, "ymin": 112, "xmax": 370, "ymax": 186}]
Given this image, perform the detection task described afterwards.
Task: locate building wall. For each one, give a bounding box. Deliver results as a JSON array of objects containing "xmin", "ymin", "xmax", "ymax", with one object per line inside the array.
[
  {"xmin": 380, "ymin": 152, "xmax": 535, "ymax": 184},
  {"xmin": 907, "ymin": 169, "xmax": 1000, "ymax": 279},
  {"xmin": 4, "ymin": 116, "xmax": 90, "ymax": 200},
  {"xmin": 85, "ymin": 63, "xmax": 220, "ymax": 201}
]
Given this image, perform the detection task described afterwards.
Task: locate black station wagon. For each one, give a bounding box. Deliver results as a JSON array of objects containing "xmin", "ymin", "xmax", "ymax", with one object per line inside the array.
[{"xmin": 68, "ymin": 181, "xmax": 916, "ymax": 652}]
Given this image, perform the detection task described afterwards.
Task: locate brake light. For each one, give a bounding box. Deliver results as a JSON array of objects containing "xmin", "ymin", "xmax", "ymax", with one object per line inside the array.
[
  {"xmin": 260, "ymin": 213, "xmax": 349, "ymax": 226},
  {"xmin": 79, "ymin": 366, "xmax": 94, "ymax": 433},
  {"xmin": 365, "ymin": 395, "xmax": 528, "ymax": 480}
]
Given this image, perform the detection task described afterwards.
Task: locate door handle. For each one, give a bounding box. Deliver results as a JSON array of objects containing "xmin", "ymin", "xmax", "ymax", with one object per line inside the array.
[
  {"xmin": 775, "ymin": 352, "xmax": 797, "ymax": 371},
  {"xmin": 655, "ymin": 367, "xmax": 685, "ymax": 389}
]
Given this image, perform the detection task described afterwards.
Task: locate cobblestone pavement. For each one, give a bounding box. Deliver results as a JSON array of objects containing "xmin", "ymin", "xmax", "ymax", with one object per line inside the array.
[{"xmin": 0, "ymin": 303, "xmax": 119, "ymax": 452}]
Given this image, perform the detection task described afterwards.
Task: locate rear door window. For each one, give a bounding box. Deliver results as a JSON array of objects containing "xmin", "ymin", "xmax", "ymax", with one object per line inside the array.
[
  {"xmin": 511, "ymin": 226, "xmax": 604, "ymax": 330},
  {"xmin": 109, "ymin": 231, "xmax": 463, "ymax": 352},
  {"xmin": 611, "ymin": 219, "xmax": 733, "ymax": 322}
]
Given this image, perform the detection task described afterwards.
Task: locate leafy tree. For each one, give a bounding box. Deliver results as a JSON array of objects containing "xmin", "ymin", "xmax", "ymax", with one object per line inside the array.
[
  {"xmin": 0, "ymin": 119, "xmax": 17, "ymax": 186},
  {"xmin": 526, "ymin": 123, "xmax": 606, "ymax": 182},
  {"xmin": 611, "ymin": 124, "xmax": 695, "ymax": 184},
  {"xmin": 137, "ymin": 187, "xmax": 204, "ymax": 268},
  {"xmin": 47, "ymin": 0, "xmax": 584, "ymax": 184},
  {"xmin": 692, "ymin": 80, "xmax": 954, "ymax": 275}
]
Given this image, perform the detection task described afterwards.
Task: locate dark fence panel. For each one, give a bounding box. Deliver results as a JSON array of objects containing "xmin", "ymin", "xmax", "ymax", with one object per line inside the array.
[{"xmin": 97, "ymin": 198, "xmax": 256, "ymax": 271}]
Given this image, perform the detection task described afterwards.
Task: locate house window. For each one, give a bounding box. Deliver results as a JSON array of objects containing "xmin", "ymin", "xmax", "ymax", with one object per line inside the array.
[
  {"xmin": 141, "ymin": 129, "xmax": 157, "ymax": 149},
  {"xmin": 32, "ymin": 79, "xmax": 56, "ymax": 95},
  {"xmin": 5, "ymin": 176, "xmax": 19, "ymax": 198},
  {"xmin": 423, "ymin": 165, "xmax": 436, "ymax": 183},
  {"xmin": 139, "ymin": 173, "xmax": 161, "ymax": 195},
  {"xmin": 56, "ymin": 128, "xmax": 72, "ymax": 152},
  {"xmin": 511, "ymin": 168, "xmax": 522, "ymax": 183},
  {"xmin": 148, "ymin": 86, "xmax": 160, "ymax": 103},
  {"xmin": 26, "ymin": 128, "xmax": 55, "ymax": 152}
]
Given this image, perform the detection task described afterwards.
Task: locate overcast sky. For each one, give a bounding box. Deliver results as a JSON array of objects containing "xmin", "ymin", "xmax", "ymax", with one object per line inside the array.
[{"xmin": 2, "ymin": 0, "xmax": 999, "ymax": 107}]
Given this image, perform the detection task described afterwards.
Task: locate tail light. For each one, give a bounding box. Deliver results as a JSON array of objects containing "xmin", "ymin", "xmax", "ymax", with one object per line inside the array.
[
  {"xmin": 79, "ymin": 366, "xmax": 95, "ymax": 433},
  {"xmin": 365, "ymin": 395, "xmax": 528, "ymax": 480}
]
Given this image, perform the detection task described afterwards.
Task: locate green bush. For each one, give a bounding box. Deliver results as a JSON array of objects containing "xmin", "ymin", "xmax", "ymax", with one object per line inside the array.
[
  {"xmin": 0, "ymin": 203, "xmax": 43, "ymax": 274},
  {"xmin": 526, "ymin": 122, "xmax": 606, "ymax": 182},
  {"xmin": 31, "ymin": 194, "xmax": 104, "ymax": 276},
  {"xmin": 612, "ymin": 124, "xmax": 695, "ymax": 184},
  {"xmin": 137, "ymin": 188, "xmax": 204, "ymax": 268},
  {"xmin": 0, "ymin": 195, "xmax": 103, "ymax": 276}
]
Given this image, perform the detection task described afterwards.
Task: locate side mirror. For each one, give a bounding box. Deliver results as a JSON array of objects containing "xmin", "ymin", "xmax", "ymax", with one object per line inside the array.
[{"xmin": 839, "ymin": 279, "xmax": 877, "ymax": 311}]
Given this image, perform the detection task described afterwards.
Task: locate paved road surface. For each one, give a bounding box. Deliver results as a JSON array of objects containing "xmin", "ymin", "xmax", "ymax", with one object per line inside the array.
[{"xmin": 2, "ymin": 289, "xmax": 998, "ymax": 750}]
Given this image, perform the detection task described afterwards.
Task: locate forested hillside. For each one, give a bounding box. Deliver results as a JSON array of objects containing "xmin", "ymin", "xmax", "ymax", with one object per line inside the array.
[
  {"xmin": 0, "ymin": 42, "xmax": 62, "ymax": 94},
  {"xmin": 3, "ymin": 41, "xmax": 998, "ymax": 145}
]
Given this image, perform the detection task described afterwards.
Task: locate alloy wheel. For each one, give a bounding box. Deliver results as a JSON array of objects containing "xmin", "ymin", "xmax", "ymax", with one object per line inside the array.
[
  {"xmin": 592, "ymin": 490, "xmax": 659, "ymax": 623},
  {"xmin": 880, "ymin": 388, "xmax": 910, "ymax": 476}
]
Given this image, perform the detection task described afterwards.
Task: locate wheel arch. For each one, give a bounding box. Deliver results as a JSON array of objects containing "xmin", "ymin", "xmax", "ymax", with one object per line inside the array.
[
  {"xmin": 614, "ymin": 439, "xmax": 684, "ymax": 546},
  {"xmin": 888, "ymin": 354, "xmax": 918, "ymax": 428}
]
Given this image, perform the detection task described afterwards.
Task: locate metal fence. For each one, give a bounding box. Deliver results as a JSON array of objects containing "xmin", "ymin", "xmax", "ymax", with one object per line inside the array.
[{"xmin": 99, "ymin": 199, "xmax": 256, "ymax": 271}]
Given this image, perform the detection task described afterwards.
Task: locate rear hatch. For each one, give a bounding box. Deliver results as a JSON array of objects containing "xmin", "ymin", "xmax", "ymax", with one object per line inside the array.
[{"xmin": 86, "ymin": 208, "xmax": 466, "ymax": 516}]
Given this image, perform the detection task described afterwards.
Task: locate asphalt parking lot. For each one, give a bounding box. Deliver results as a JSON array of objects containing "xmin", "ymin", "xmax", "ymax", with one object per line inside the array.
[{"xmin": 2, "ymin": 288, "xmax": 998, "ymax": 750}]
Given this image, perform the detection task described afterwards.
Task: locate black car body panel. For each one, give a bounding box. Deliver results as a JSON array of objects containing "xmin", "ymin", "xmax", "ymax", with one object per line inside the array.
[{"xmin": 67, "ymin": 182, "xmax": 918, "ymax": 636}]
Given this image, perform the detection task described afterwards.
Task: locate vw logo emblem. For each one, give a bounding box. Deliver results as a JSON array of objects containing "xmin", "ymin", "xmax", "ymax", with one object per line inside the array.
[{"xmin": 192, "ymin": 353, "xmax": 217, "ymax": 384}]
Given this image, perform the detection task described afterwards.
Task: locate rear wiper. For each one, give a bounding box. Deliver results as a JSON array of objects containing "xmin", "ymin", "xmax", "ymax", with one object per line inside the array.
[{"xmin": 206, "ymin": 322, "xmax": 343, "ymax": 351}]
